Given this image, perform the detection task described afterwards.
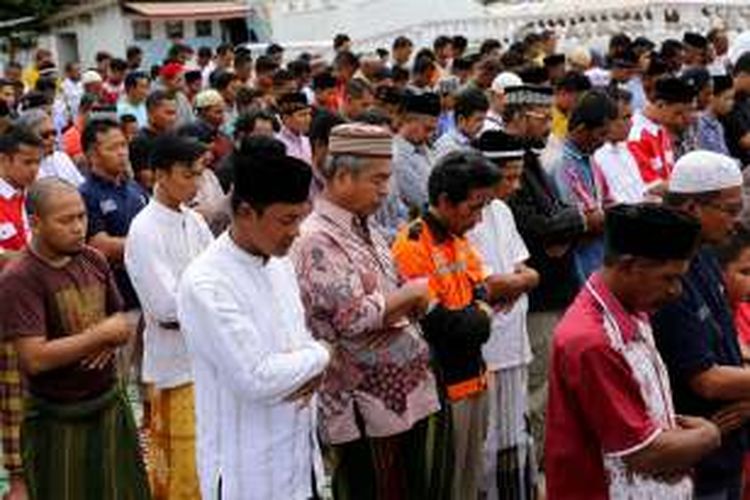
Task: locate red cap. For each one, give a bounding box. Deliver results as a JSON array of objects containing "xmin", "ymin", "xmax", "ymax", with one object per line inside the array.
[{"xmin": 159, "ymin": 62, "xmax": 184, "ymax": 80}]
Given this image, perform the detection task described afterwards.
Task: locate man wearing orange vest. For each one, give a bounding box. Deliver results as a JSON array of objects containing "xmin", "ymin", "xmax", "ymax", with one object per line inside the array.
[{"xmin": 392, "ymin": 150, "xmax": 515, "ymax": 500}]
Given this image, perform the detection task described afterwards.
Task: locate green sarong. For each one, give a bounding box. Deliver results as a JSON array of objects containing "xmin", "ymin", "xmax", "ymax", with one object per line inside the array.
[{"xmin": 22, "ymin": 385, "xmax": 151, "ymax": 500}]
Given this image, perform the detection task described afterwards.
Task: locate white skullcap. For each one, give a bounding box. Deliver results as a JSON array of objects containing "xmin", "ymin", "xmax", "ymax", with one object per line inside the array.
[
  {"xmin": 491, "ymin": 72, "xmax": 523, "ymax": 93},
  {"xmin": 568, "ymin": 46, "xmax": 592, "ymax": 69},
  {"xmin": 81, "ymin": 70, "xmax": 103, "ymax": 85},
  {"xmin": 669, "ymin": 150, "xmax": 743, "ymax": 194},
  {"xmin": 194, "ymin": 89, "xmax": 225, "ymax": 109}
]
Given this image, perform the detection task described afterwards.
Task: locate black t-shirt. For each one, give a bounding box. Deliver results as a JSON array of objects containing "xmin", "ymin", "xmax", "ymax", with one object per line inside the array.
[{"xmin": 722, "ymin": 93, "xmax": 750, "ymax": 168}]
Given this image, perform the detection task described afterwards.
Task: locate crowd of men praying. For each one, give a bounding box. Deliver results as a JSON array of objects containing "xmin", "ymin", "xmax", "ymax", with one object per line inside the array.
[{"xmin": 3, "ymin": 25, "xmax": 750, "ymax": 500}]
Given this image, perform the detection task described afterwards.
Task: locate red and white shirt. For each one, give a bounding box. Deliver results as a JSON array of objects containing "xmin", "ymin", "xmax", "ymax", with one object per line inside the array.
[
  {"xmin": 545, "ymin": 273, "xmax": 692, "ymax": 500},
  {"xmin": 627, "ymin": 111, "xmax": 676, "ymax": 188},
  {"xmin": 0, "ymin": 178, "xmax": 29, "ymax": 253}
]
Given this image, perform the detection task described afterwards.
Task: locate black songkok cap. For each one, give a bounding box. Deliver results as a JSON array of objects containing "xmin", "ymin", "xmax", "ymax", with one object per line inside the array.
[
  {"xmin": 312, "ymin": 71, "xmax": 337, "ymax": 91},
  {"xmin": 713, "ymin": 75, "xmax": 733, "ymax": 95},
  {"xmin": 473, "ymin": 130, "xmax": 526, "ymax": 164},
  {"xmin": 517, "ymin": 65, "xmax": 549, "ymax": 85},
  {"xmin": 654, "ymin": 77, "xmax": 696, "ymax": 104},
  {"xmin": 543, "ymin": 53, "xmax": 566, "ymax": 68},
  {"xmin": 683, "ymin": 32, "xmax": 709, "ymax": 50},
  {"xmin": 401, "ymin": 91, "xmax": 441, "ymax": 117},
  {"xmin": 233, "ymin": 154, "xmax": 312, "ymax": 208},
  {"xmin": 604, "ymin": 204, "xmax": 700, "ymax": 261},
  {"xmin": 680, "ymin": 67, "xmax": 712, "ymax": 93},
  {"xmin": 276, "ymin": 92, "xmax": 310, "ymax": 115}
]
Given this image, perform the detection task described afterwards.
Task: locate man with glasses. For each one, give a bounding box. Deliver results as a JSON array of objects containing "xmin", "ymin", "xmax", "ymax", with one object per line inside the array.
[
  {"xmin": 653, "ymin": 150, "xmax": 748, "ymax": 500},
  {"xmin": 501, "ymin": 84, "xmax": 603, "ymax": 467}
]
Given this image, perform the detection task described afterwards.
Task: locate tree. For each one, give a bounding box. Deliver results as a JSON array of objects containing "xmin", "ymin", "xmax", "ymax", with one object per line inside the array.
[{"xmin": 0, "ymin": 0, "xmax": 65, "ymax": 20}]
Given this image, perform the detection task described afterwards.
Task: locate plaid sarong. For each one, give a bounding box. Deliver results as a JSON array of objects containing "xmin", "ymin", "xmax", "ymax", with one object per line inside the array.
[{"xmin": 21, "ymin": 385, "xmax": 151, "ymax": 500}]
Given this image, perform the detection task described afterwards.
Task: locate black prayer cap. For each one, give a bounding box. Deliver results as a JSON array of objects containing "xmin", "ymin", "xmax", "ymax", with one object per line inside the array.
[
  {"xmin": 276, "ymin": 92, "xmax": 310, "ymax": 115},
  {"xmin": 473, "ymin": 130, "xmax": 526, "ymax": 164},
  {"xmin": 681, "ymin": 67, "xmax": 712, "ymax": 93},
  {"xmin": 654, "ymin": 77, "xmax": 696, "ymax": 104},
  {"xmin": 401, "ymin": 91, "xmax": 441, "ymax": 117},
  {"xmin": 713, "ymin": 75, "xmax": 733, "ymax": 95},
  {"xmin": 683, "ymin": 32, "xmax": 709, "ymax": 50},
  {"xmin": 604, "ymin": 203, "xmax": 700, "ymax": 261},
  {"xmin": 312, "ymin": 71, "xmax": 337, "ymax": 91},
  {"xmin": 375, "ymin": 85, "xmax": 403, "ymax": 106},
  {"xmin": 543, "ymin": 53, "xmax": 566, "ymax": 68},
  {"xmin": 232, "ymin": 153, "xmax": 312, "ymax": 209},
  {"xmin": 517, "ymin": 65, "xmax": 549, "ymax": 85},
  {"xmin": 610, "ymin": 48, "xmax": 639, "ymax": 69},
  {"xmin": 632, "ymin": 36, "xmax": 656, "ymax": 53}
]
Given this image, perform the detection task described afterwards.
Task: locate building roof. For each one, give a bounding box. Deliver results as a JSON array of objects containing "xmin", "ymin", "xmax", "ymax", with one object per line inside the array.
[{"xmin": 123, "ymin": 1, "xmax": 250, "ymax": 19}]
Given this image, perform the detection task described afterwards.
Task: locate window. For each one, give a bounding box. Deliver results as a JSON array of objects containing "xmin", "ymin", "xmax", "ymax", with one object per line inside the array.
[
  {"xmin": 165, "ymin": 20, "xmax": 184, "ymax": 39},
  {"xmin": 132, "ymin": 20, "xmax": 152, "ymax": 41},
  {"xmin": 195, "ymin": 20, "xmax": 212, "ymax": 37}
]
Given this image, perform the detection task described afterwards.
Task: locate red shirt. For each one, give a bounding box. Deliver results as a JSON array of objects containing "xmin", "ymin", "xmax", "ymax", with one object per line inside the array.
[
  {"xmin": 545, "ymin": 274, "xmax": 660, "ymax": 500},
  {"xmin": 0, "ymin": 178, "xmax": 28, "ymax": 252},
  {"xmin": 627, "ymin": 111, "xmax": 676, "ymax": 187}
]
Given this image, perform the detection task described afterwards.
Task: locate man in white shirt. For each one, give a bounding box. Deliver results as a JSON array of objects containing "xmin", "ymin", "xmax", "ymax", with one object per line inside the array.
[
  {"xmin": 177, "ymin": 152, "xmax": 332, "ymax": 500},
  {"xmin": 594, "ymin": 88, "xmax": 646, "ymax": 204},
  {"xmin": 469, "ymin": 131, "xmax": 540, "ymax": 500},
  {"xmin": 124, "ymin": 134, "xmax": 213, "ymax": 499}
]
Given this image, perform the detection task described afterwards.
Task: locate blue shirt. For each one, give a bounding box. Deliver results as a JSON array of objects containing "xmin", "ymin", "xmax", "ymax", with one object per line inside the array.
[
  {"xmin": 697, "ymin": 112, "xmax": 731, "ymax": 156},
  {"xmin": 79, "ymin": 172, "xmax": 148, "ymax": 309},
  {"xmin": 653, "ymin": 248, "xmax": 748, "ymax": 493}
]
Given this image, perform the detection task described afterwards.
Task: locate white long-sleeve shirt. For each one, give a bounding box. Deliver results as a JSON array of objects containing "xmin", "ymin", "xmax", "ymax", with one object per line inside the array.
[
  {"xmin": 124, "ymin": 199, "xmax": 214, "ymax": 389},
  {"xmin": 177, "ymin": 232, "xmax": 330, "ymax": 500}
]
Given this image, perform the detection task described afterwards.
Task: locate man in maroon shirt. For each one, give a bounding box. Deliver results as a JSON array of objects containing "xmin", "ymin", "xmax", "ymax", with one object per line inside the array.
[{"xmin": 545, "ymin": 203, "xmax": 720, "ymax": 499}]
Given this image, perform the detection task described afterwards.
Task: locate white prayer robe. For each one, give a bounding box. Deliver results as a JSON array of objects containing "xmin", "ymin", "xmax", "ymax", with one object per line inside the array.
[
  {"xmin": 178, "ymin": 232, "xmax": 330, "ymax": 500},
  {"xmin": 124, "ymin": 199, "xmax": 214, "ymax": 388}
]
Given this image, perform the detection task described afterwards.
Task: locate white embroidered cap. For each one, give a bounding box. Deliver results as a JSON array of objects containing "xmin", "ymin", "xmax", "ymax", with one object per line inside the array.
[{"xmin": 668, "ymin": 150, "xmax": 743, "ymax": 194}]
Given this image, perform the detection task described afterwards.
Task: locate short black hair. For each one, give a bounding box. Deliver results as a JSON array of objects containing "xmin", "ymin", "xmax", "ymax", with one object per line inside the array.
[
  {"xmin": 272, "ymin": 68, "xmax": 295, "ymax": 87},
  {"xmin": 126, "ymin": 46, "xmax": 142, "ymax": 61},
  {"xmin": 452, "ymin": 56, "xmax": 475, "ymax": 73},
  {"xmin": 149, "ymin": 133, "xmax": 206, "ymax": 171},
  {"xmin": 454, "ymin": 87, "xmax": 489, "ymax": 120},
  {"xmin": 287, "ymin": 59, "xmax": 311, "ymax": 79},
  {"xmin": 110, "ymin": 58, "xmax": 128, "ymax": 73},
  {"xmin": 255, "ymin": 55, "xmax": 279, "ymax": 75},
  {"xmin": 334, "ymin": 50, "xmax": 359, "ymax": 70},
  {"xmin": 554, "ymin": 71, "xmax": 593, "ymax": 92},
  {"xmin": 234, "ymin": 109, "xmax": 278, "ymax": 137},
  {"xmin": 393, "ymin": 36, "xmax": 413, "ymax": 51},
  {"xmin": 266, "ymin": 43, "xmax": 284, "ymax": 56},
  {"xmin": 569, "ymin": 90, "xmax": 618, "ymax": 130},
  {"xmin": 661, "ymin": 39, "xmax": 685, "ymax": 59},
  {"xmin": 82, "ymin": 117, "xmax": 120, "ymax": 154},
  {"xmin": 145, "ymin": 90, "xmax": 175, "ymax": 112},
  {"xmin": 452, "ymin": 35, "xmax": 468, "ymax": 54},
  {"xmin": 479, "ymin": 39, "xmax": 502, "ymax": 57},
  {"xmin": 333, "ymin": 33, "xmax": 351, "ymax": 50},
  {"xmin": 185, "ymin": 70, "xmax": 202, "ymax": 85},
  {"xmin": 433, "ymin": 35, "xmax": 452, "ymax": 52},
  {"xmin": 212, "ymin": 70, "xmax": 239, "ymax": 91},
  {"xmin": 0, "ymin": 125, "xmax": 43, "ymax": 154},
  {"xmin": 428, "ymin": 150, "xmax": 500, "ymax": 206},
  {"xmin": 96, "ymin": 51, "xmax": 112, "ymax": 63},
  {"xmin": 120, "ymin": 114, "xmax": 138, "ymax": 125},
  {"xmin": 735, "ymin": 53, "xmax": 750, "ymax": 76},
  {"xmin": 608, "ymin": 87, "xmax": 633, "ymax": 105},
  {"xmin": 216, "ymin": 43, "xmax": 232, "ymax": 56},
  {"xmin": 346, "ymin": 78, "xmax": 373, "ymax": 100},
  {"xmin": 124, "ymin": 71, "xmax": 149, "ymax": 91},
  {"xmin": 412, "ymin": 54, "xmax": 436, "ymax": 77},
  {"xmin": 198, "ymin": 46, "xmax": 213, "ymax": 59},
  {"xmin": 392, "ymin": 66, "xmax": 409, "ymax": 85}
]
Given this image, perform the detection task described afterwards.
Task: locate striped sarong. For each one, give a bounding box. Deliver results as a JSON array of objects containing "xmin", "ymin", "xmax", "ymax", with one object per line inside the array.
[
  {"xmin": 21, "ymin": 385, "xmax": 151, "ymax": 500},
  {"xmin": 147, "ymin": 384, "xmax": 200, "ymax": 500}
]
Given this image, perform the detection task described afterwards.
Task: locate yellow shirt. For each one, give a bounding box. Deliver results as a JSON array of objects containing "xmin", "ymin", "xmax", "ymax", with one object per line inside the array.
[{"xmin": 552, "ymin": 106, "xmax": 568, "ymax": 140}]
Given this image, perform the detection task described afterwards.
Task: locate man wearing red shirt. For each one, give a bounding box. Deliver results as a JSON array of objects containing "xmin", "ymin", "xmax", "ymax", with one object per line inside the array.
[
  {"xmin": 545, "ymin": 204, "xmax": 720, "ymax": 499},
  {"xmin": 627, "ymin": 77, "xmax": 696, "ymax": 195},
  {"xmin": 0, "ymin": 125, "xmax": 42, "ymax": 500}
]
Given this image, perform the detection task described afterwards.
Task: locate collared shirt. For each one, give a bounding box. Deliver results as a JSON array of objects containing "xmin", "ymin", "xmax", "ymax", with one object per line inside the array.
[
  {"xmin": 79, "ymin": 172, "xmax": 148, "ymax": 309},
  {"xmin": 276, "ymin": 126, "xmax": 313, "ymax": 165},
  {"xmin": 432, "ymin": 128, "xmax": 472, "ymax": 160},
  {"xmin": 0, "ymin": 178, "xmax": 28, "ymax": 252},
  {"xmin": 292, "ymin": 198, "xmax": 439, "ymax": 444},
  {"xmin": 178, "ymin": 232, "xmax": 330, "ymax": 500},
  {"xmin": 552, "ymin": 140, "xmax": 609, "ymax": 283},
  {"xmin": 481, "ymin": 110, "xmax": 504, "ymax": 133},
  {"xmin": 626, "ymin": 76, "xmax": 648, "ymax": 112},
  {"xmin": 697, "ymin": 112, "xmax": 731, "ymax": 156},
  {"xmin": 627, "ymin": 111, "xmax": 676, "ymax": 187},
  {"xmin": 392, "ymin": 134, "xmax": 434, "ymax": 212},
  {"xmin": 653, "ymin": 248, "xmax": 748, "ymax": 493},
  {"xmin": 38, "ymin": 151, "xmax": 85, "ymax": 187},
  {"xmin": 593, "ymin": 142, "xmax": 646, "ymax": 204},
  {"xmin": 467, "ymin": 200, "xmax": 532, "ymax": 370},
  {"xmin": 124, "ymin": 199, "xmax": 214, "ymax": 389},
  {"xmin": 117, "ymin": 98, "xmax": 148, "ymax": 128},
  {"xmin": 546, "ymin": 272, "xmax": 692, "ymax": 500}
]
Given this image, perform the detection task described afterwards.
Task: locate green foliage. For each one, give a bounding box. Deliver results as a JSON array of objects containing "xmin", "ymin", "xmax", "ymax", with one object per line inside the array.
[{"xmin": 0, "ymin": 0, "xmax": 64, "ymax": 20}]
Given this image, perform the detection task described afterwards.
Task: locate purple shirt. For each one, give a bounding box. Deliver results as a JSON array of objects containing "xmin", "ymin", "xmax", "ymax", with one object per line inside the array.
[{"xmin": 276, "ymin": 127, "xmax": 312, "ymax": 165}]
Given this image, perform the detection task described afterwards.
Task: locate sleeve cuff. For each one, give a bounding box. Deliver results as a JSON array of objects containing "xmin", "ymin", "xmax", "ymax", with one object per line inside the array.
[{"xmin": 604, "ymin": 426, "xmax": 662, "ymax": 459}]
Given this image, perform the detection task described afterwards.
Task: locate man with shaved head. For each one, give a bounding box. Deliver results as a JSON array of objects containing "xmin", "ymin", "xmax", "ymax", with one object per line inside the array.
[{"xmin": 0, "ymin": 177, "xmax": 150, "ymax": 499}]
